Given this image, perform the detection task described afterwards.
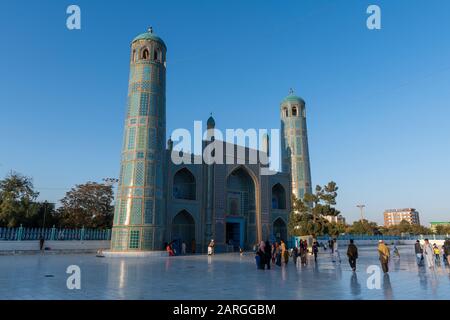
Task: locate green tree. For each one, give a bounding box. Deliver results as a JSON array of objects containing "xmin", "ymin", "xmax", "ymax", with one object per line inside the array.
[
  {"xmin": 348, "ymin": 219, "xmax": 380, "ymax": 235},
  {"xmin": 57, "ymin": 182, "xmax": 114, "ymax": 228},
  {"xmin": 0, "ymin": 172, "xmax": 39, "ymax": 227},
  {"xmin": 304, "ymin": 181, "xmax": 340, "ymax": 223},
  {"xmin": 288, "ymin": 195, "xmax": 310, "ymax": 236},
  {"xmin": 288, "ymin": 181, "xmax": 341, "ymax": 237},
  {"xmin": 409, "ymin": 224, "xmax": 432, "ymax": 235},
  {"xmin": 382, "ymin": 220, "xmax": 433, "ymax": 236},
  {"xmin": 327, "ymin": 222, "xmax": 347, "ymax": 236}
]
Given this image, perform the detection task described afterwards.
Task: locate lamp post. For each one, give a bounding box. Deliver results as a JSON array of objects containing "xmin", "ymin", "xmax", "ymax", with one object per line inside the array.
[
  {"xmin": 42, "ymin": 201, "xmax": 48, "ymax": 229},
  {"xmin": 356, "ymin": 204, "xmax": 366, "ymax": 221}
]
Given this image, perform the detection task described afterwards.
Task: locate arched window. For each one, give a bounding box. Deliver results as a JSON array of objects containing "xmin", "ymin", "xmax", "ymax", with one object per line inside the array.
[
  {"xmin": 142, "ymin": 48, "xmax": 149, "ymax": 60},
  {"xmin": 272, "ymin": 183, "xmax": 286, "ymax": 209},
  {"xmin": 173, "ymin": 168, "xmax": 196, "ymax": 200},
  {"xmin": 154, "ymin": 49, "xmax": 159, "ymax": 61},
  {"xmin": 283, "ymin": 108, "xmax": 288, "ymax": 117},
  {"xmin": 292, "ymin": 106, "xmax": 297, "ymax": 117},
  {"xmin": 132, "ymin": 49, "xmax": 136, "ymax": 62}
]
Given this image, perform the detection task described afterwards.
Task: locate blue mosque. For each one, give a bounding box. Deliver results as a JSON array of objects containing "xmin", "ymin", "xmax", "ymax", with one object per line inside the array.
[{"xmin": 110, "ymin": 28, "xmax": 312, "ymax": 253}]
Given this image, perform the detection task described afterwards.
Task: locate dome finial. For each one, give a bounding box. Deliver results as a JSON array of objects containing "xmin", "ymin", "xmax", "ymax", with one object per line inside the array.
[
  {"xmin": 207, "ymin": 113, "xmax": 215, "ymax": 129},
  {"xmin": 289, "ymin": 88, "xmax": 294, "ymax": 95},
  {"xmin": 148, "ymin": 26, "xmax": 153, "ymax": 33}
]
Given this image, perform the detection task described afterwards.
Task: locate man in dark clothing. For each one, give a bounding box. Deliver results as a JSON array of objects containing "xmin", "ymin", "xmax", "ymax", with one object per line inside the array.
[
  {"xmin": 347, "ymin": 239, "xmax": 358, "ymax": 272},
  {"xmin": 256, "ymin": 242, "xmax": 266, "ymax": 270},
  {"xmin": 292, "ymin": 246, "xmax": 298, "ymax": 265},
  {"xmin": 312, "ymin": 241, "xmax": 319, "ymax": 262},
  {"xmin": 39, "ymin": 235, "xmax": 45, "ymax": 251},
  {"xmin": 414, "ymin": 240, "xmax": 423, "ymax": 266},
  {"xmin": 443, "ymin": 238, "xmax": 450, "ymax": 266}
]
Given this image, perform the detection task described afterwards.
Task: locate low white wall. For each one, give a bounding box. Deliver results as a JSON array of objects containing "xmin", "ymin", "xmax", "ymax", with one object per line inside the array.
[{"xmin": 0, "ymin": 240, "xmax": 110, "ymax": 252}]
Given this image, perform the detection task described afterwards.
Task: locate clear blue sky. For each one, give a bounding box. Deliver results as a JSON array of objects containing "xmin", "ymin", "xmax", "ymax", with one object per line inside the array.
[{"xmin": 1, "ymin": 0, "xmax": 449, "ymax": 225}]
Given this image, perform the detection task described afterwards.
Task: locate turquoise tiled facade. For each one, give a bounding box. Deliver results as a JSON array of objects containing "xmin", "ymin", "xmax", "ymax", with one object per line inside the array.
[
  {"xmin": 111, "ymin": 28, "xmax": 167, "ymax": 251},
  {"xmin": 280, "ymin": 93, "xmax": 312, "ymax": 199},
  {"xmin": 111, "ymin": 30, "xmax": 312, "ymax": 252}
]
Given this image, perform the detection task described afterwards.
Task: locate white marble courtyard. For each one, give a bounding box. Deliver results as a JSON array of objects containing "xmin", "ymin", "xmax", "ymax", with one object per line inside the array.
[{"xmin": 0, "ymin": 245, "xmax": 449, "ymax": 300}]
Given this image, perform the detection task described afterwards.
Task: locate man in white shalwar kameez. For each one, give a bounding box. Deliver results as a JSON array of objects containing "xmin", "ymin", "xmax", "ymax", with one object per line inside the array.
[{"xmin": 422, "ymin": 239, "xmax": 435, "ymax": 269}]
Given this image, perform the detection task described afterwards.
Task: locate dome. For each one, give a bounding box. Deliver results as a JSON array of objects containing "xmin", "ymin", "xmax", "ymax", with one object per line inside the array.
[
  {"xmin": 207, "ymin": 115, "xmax": 215, "ymax": 129},
  {"xmin": 281, "ymin": 89, "xmax": 305, "ymax": 105},
  {"xmin": 132, "ymin": 28, "xmax": 167, "ymax": 49}
]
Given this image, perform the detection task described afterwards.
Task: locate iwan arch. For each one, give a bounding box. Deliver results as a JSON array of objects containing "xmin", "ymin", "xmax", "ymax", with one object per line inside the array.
[{"xmin": 110, "ymin": 28, "xmax": 312, "ymax": 253}]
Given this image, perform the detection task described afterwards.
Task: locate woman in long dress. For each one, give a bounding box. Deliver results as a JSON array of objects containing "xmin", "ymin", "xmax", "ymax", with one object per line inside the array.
[{"xmin": 422, "ymin": 239, "xmax": 435, "ymax": 269}]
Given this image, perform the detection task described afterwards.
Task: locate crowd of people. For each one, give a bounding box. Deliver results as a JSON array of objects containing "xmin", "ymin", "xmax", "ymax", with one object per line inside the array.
[
  {"xmin": 414, "ymin": 238, "xmax": 450, "ymax": 269},
  {"xmin": 251, "ymin": 237, "xmax": 450, "ymax": 274},
  {"xmin": 165, "ymin": 236, "xmax": 450, "ymax": 276},
  {"xmin": 254, "ymin": 239, "xmax": 327, "ymax": 270}
]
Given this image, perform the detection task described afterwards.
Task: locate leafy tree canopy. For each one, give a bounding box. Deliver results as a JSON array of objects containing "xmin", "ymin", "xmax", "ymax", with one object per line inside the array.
[
  {"xmin": 0, "ymin": 172, "xmax": 39, "ymax": 227},
  {"xmin": 56, "ymin": 181, "xmax": 114, "ymax": 228}
]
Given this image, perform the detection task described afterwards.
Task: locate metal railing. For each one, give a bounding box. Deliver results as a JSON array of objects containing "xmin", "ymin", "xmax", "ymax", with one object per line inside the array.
[{"xmin": 0, "ymin": 225, "xmax": 111, "ymax": 241}]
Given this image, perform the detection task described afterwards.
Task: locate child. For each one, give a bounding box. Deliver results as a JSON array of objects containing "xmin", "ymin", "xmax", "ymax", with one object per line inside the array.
[{"xmin": 433, "ymin": 244, "xmax": 440, "ymax": 265}]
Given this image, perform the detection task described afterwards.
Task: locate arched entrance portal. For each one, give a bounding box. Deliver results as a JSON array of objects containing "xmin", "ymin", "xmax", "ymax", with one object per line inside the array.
[
  {"xmin": 273, "ymin": 217, "xmax": 287, "ymax": 243},
  {"xmin": 226, "ymin": 167, "xmax": 256, "ymax": 251},
  {"xmin": 171, "ymin": 210, "xmax": 195, "ymax": 253}
]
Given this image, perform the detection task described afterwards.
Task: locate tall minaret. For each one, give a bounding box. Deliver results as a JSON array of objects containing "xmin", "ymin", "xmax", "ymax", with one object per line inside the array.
[
  {"xmin": 280, "ymin": 89, "xmax": 312, "ymax": 200},
  {"xmin": 111, "ymin": 28, "xmax": 167, "ymax": 251}
]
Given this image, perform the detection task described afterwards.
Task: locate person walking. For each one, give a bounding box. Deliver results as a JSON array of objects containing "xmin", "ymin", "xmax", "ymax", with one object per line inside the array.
[
  {"xmin": 443, "ymin": 238, "xmax": 450, "ymax": 266},
  {"xmin": 275, "ymin": 242, "xmax": 282, "ymax": 267},
  {"xmin": 256, "ymin": 241, "xmax": 266, "ymax": 270},
  {"xmin": 332, "ymin": 238, "xmax": 341, "ymax": 263},
  {"xmin": 292, "ymin": 245, "xmax": 299, "ymax": 265},
  {"xmin": 393, "ymin": 244, "xmax": 400, "ymax": 258},
  {"xmin": 378, "ymin": 240, "xmax": 390, "ymax": 273},
  {"xmin": 347, "ymin": 239, "xmax": 358, "ymax": 272},
  {"xmin": 208, "ymin": 239, "xmax": 215, "ymax": 255},
  {"xmin": 299, "ymin": 240, "xmax": 307, "ymax": 266},
  {"xmin": 39, "ymin": 235, "xmax": 45, "ymax": 251},
  {"xmin": 433, "ymin": 244, "xmax": 440, "ymax": 265},
  {"xmin": 281, "ymin": 240, "xmax": 289, "ymax": 265},
  {"xmin": 414, "ymin": 240, "xmax": 423, "ymax": 266},
  {"xmin": 181, "ymin": 241, "xmax": 186, "ymax": 255},
  {"xmin": 312, "ymin": 241, "xmax": 319, "ymax": 262},
  {"xmin": 271, "ymin": 243, "xmax": 276, "ymax": 264},
  {"xmin": 423, "ymin": 239, "xmax": 435, "ymax": 269}
]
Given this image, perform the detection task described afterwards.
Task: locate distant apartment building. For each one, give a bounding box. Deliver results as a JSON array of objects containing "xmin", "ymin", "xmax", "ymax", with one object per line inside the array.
[
  {"xmin": 324, "ymin": 214, "xmax": 346, "ymax": 225},
  {"xmin": 383, "ymin": 208, "xmax": 420, "ymax": 227}
]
